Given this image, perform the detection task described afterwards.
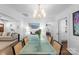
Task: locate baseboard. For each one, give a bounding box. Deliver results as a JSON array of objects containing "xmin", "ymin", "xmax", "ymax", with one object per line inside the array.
[{"xmin": 67, "ymin": 48, "xmax": 79, "ymax": 55}]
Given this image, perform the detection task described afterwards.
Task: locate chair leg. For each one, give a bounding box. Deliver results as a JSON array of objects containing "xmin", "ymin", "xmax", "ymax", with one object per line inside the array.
[
  {"xmin": 12, "ymin": 46, "xmax": 16, "ymax": 55},
  {"xmin": 59, "ymin": 45, "xmax": 63, "ymax": 55}
]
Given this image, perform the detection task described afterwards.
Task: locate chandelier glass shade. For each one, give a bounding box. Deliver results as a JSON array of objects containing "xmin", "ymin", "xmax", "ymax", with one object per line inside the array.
[{"xmin": 33, "ymin": 4, "xmax": 46, "ymax": 19}]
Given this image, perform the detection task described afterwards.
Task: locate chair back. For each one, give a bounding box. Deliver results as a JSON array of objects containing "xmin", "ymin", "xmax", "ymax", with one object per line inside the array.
[
  {"xmin": 53, "ymin": 40, "xmax": 62, "ymax": 55},
  {"xmin": 23, "ymin": 36, "xmax": 29, "ymax": 45},
  {"xmin": 50, "ymin": 36, "xmax": 54, "ymax": 45},
  {"xmin": 13, "ymin": 42, "xmax": 22, "ymax": 55},
  {"xmin": 47, "ymin": 36, "xmax": 52, "ymax": 43}
]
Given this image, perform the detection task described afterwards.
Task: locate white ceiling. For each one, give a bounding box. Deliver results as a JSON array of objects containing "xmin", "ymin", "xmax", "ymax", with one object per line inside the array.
[
  {"xmin": 0, "ymin": 4, "xmax": 72, "ymax": 22},
  {"xmin": 7, "ymin": 4, "xmax": 72, "ymax": 18}
]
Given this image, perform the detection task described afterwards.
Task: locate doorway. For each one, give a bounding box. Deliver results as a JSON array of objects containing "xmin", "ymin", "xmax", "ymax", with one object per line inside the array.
[{"xmin": 58, "ymin": 17, "xmax": 67, "ymax": 43}]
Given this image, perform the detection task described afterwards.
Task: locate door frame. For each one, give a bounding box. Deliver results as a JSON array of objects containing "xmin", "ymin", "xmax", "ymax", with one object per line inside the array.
[{"xmin": 58, "ymin": 17, "xmax": 67, "ymax": 43}]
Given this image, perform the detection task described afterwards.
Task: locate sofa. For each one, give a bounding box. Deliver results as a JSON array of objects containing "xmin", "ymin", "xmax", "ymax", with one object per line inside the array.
[
  {"xmin": 0, "ymin": 32, "xmax": 19, "ymax": 41},
  {"xmin": 0, "ymin": 32, "xmax": 19, "ymax": 55}
]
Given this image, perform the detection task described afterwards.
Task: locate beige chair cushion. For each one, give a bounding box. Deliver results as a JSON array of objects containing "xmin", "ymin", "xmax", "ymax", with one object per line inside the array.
[
  {"xmin": 50, "ymin": 37, "xmax": 54, "ymax": 45},
  {"xmin": 53, "ymin": 41, "xmax": 61, "ymax": 54},
  {"xmin": 14, "ymin": 42, "xmax": 22, "ymax": 55},
  {"xmin": 0, "ymin": 36, "xmax": 13, "ymax": 41},
  {"xmin": 47, "ymin": 36, "xmax": 52, "ymax": 43},
  {"xmin": 23, "ymin": 36, "xmax": 29, "ymax": 45},
  {"xmin": 7, "ymin": 32, "xmax": 11, "ymax": 36},
  {"xmin": 2, "ymin": 32, "xmax": 7, "ymax": 36}
]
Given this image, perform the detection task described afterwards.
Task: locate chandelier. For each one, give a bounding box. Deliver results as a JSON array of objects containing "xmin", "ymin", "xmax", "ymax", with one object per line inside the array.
[{"xmin": 33, "ymin": 4, "xmax": 46, "ymax": 19}]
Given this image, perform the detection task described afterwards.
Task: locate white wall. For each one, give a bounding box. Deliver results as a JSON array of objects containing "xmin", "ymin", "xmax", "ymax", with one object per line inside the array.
[
  {"xmin": 46, "ymin": 21, "xmax": 58, "ymax": 41},
  {"xmin": 5, "ymin": 22, "xmax": 19, "ymax": 32},
  {"xmin": 0, "ymin": 21, "xmax": 21, "ymax": 33},
  {"xmin": 55, "ymin": 5, "xmax": 79, "ymax": 54}
]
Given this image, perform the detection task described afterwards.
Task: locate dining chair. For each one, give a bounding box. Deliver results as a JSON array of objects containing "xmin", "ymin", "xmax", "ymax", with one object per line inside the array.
[
  {"xmin": 53, "ymin": 40, "xmax": 62, "ymax": 55},
  {"xmin": 50, "ymin": 36, "xmax": 54, "ymax": 45},
  {"xmin": 23, "ymin": 36, "xmax": 29, "ymax": 45},
  {"xmin": 12, "ymin": 42, "xmax": 22, "ymax": 55},
  {"xmin": 47, "ymin": 36, "xmax": 52, "ymax": 44}
]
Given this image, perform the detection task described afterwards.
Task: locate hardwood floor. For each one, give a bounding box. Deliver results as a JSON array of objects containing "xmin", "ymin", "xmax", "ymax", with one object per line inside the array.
[{"xmin": 61, "ymin": 41, "xmax": 72, "ymax": 55}]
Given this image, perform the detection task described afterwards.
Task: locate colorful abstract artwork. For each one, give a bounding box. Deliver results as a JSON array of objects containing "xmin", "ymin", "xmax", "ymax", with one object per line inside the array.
[{"xmin": 73, "ymin": 11, "xmax": 79, "ymax": 36}]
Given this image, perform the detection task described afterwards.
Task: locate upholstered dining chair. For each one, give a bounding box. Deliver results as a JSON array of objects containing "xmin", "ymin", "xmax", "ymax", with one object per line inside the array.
[
  {"xmin": 50, "ymin": 36, "xmax": 54, "ymax": 45},
  {"xmin": 47, "ymin": 36, "xmax": 52, "ymax": 44},
  {"xmin": 53, "ymin": 40, "xmax": 62, "ymax": 55},
  {"xmin": 13, "ymin": 42, "xmax": 22, "ymax": 55},
  {"xmin": 23, "ymin": 36, "xmax": 29, "ymax": 45}
]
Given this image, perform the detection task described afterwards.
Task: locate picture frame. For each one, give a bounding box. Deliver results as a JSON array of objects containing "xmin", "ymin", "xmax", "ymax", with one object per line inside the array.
[
  {"xmin": 73, "ymin": 11, "xmax": 79, "ymax": 36},
  {"xmin": 0, "ymin": 23, "xmax": 4, "ymax": 32}
]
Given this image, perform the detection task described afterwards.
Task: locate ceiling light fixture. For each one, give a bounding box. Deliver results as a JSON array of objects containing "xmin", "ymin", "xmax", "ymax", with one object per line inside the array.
[{"xmin": 33, "ymin": 4, "xmax": 46, "ymax": 19}]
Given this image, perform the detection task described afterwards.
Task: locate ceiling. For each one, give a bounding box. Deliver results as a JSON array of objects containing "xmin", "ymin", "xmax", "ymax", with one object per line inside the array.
[
  {"xmin": 0, "ymin": 4, "xmax": 72, "ymax": 22},
  {"xmin": 7, "ymin": 4, "xmax": 72, "ymax": 18}
]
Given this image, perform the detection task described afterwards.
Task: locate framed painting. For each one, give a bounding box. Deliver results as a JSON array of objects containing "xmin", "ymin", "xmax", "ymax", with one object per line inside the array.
[
  {"xmin": 0, "ymin": 23, "xmax": 4, "ymax": 32},
  {"xmin": 73, "ymin": 11, "xmax": 79, "ymax": 36}
]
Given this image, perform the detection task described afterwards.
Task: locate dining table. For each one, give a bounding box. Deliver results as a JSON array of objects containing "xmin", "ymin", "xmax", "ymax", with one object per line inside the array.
[{"xmin": 19, "ymin": 35, "xmax": 58, "ymax": 55}]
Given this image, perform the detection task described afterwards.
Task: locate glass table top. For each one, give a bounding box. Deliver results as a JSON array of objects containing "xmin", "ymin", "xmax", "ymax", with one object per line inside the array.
[{"xmin": 19, "ymin": 35, "xmax": 57, "ymax": 55}]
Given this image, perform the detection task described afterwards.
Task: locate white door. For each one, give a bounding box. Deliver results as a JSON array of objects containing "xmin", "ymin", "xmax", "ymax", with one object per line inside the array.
[{"xmin": 58, "ymin": 17, "xmax": 67, "ymax": 43}]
